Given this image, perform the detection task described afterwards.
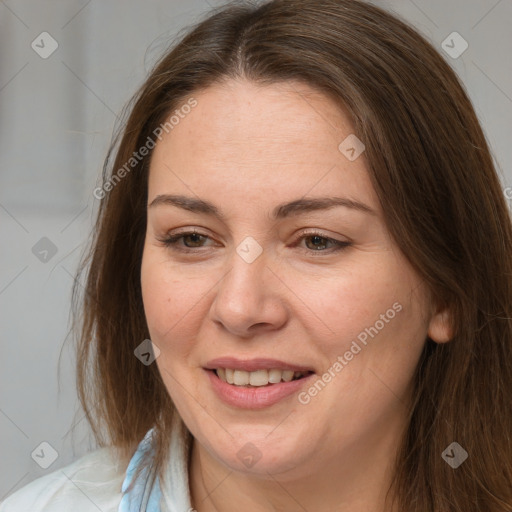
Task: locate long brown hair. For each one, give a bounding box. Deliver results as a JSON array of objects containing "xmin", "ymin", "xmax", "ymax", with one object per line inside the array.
[{"xmin": 72, "ymin": 0, "xmax": 512, "ymax": 509}]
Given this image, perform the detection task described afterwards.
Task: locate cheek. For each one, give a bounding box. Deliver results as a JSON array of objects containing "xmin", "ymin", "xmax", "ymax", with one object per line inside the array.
[
  {"xmin": 307, "ymin": 262, "xmax": 405, "ymax": 345},
  {"xmin": 141, "ymin": 247, "xmax": 222, "ymax": 351},
  {"xmin": 310, "ymin": 257, "xmax": 428, "ymax": 378},
  {"xmin": 141, "ymin": 249, "xmax": 194, "ymax": 342}
]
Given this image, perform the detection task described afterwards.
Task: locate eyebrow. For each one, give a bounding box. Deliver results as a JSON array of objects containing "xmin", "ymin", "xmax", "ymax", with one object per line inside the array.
[{"xmin": 148, "ymin": 194, "xmax": 376, "ymax": 219}]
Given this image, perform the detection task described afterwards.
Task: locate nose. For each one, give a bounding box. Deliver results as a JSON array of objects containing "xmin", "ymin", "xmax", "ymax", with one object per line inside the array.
[{"xmin": 209, "ymin": 244, "xmax": 288, "ymax": 338}]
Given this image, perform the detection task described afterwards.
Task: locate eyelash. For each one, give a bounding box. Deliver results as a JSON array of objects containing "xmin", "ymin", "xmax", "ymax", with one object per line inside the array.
[{"xmin": 157, "ymin": 229, "xmax": 351, "ymax": 255}]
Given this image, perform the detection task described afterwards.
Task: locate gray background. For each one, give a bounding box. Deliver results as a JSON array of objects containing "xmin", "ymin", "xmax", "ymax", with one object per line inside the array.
[{"xmin": 0, "ymin": 0, "xmax": 511, "ymax": 501}]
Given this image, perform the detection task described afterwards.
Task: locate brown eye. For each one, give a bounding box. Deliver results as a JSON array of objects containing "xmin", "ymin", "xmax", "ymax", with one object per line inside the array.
[
  {"xmin": 304, "ymin": 235, "xmax": 332, "ymax": 251},
  {"xmin": 179, "ymin": 233, "xmax": 207, "ymax": 248},
  {"xmin": 158, "ymin": 230, "xmax": 213, "ymax": 252},
  {"xmin": 296, "ymin": 232, "xmax": 351, "ymax": 253}
]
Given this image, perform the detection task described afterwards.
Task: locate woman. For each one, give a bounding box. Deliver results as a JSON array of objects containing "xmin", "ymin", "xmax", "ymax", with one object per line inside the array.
[{"xmin": 2, "ymin": 0, "xmax": 511, "ymax": 510}]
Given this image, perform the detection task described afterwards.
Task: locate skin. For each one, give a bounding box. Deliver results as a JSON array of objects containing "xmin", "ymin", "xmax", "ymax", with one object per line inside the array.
[{"xmin": 140, "ymin": 78, "xmax": 452, "ymax": 512}]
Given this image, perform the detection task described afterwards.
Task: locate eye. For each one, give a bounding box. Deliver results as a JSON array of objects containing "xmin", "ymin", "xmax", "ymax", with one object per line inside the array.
[
  {"xmin": 157, "ymin": 229, "xmax": 351, "ymax": 255},
  {"xmin": 158, "ymin": 229, "xmax": 213, "ymax": 252},
  {"xmin": 294, "ymin": 231, "xmax": 351, "ymax": 253}
]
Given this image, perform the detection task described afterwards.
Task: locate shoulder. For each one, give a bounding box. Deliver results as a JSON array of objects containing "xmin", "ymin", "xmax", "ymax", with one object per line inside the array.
[{"xmin": 0, "ymin": 446, "xmax": 126, "ymax": 512}]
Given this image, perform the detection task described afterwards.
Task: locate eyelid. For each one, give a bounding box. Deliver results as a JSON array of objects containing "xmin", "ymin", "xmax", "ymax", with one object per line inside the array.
[
  {"xmin": 160, "ymin": 227, "xmax": 349, "ymax": 242},
  {"xmin": 291, "ymin": 229, "xmax": 352, "ymax": 254},
  {"xmin": 156, "ymin": 227, "xmax": 351, "ymax": 254},
  {"xmin": 156, "ymin": 228, "xmax": 216, "ymax": 252},
  {"xmin": 296, "ymin": 228, "xmax": 351, "ymax": 243}
]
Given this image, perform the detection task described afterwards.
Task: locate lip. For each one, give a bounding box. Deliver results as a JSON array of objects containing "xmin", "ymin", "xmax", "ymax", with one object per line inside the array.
[
  {"xmin": 204, "ymin": 357, "xmax": 315, "ymax": 373},
  {"xmin": 205, "ymin": 368, "xmax": 315, "ymax": 409}
]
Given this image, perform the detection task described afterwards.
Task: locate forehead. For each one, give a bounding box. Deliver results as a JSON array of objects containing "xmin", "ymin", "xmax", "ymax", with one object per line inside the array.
[{"xmin": 148, "ymin": 79, "xmax": 378, "ymax": 213}]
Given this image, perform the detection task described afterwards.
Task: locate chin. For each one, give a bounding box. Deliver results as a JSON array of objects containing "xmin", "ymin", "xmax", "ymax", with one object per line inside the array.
[{"xmin": 195, "ymin": 424, "xmax": 313, "ymax": 477}]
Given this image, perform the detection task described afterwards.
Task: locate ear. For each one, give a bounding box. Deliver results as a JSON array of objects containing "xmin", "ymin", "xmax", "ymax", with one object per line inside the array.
[{"xmin": 427, "ymin": 306, "xmax": 453, "ymax": 343}]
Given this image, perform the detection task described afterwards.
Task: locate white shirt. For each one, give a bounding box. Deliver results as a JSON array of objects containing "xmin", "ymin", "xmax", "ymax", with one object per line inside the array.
[{"xmin": 0, "ymin": 422, "xmax": 192, "ymax": 512}]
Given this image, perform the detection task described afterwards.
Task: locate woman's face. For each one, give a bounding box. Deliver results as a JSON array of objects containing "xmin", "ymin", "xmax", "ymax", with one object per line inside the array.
[{"xmin": 141, "ymin": 79, "xmax": 443, "ymax": 479}]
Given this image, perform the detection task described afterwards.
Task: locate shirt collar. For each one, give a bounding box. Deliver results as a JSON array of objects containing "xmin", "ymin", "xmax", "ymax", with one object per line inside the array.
[
  {"xmin": 119, "ymin": 418, "xmax": 192, "ymax": 512},
  {"xmin": 118, "ymin": 428, "xmax": 162, "ymax": 512}
]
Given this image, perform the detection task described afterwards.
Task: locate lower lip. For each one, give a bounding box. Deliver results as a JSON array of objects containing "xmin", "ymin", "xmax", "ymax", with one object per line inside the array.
[{"xmin": 205, "ymin": 369, "xmax": 314, "ymax": 409}]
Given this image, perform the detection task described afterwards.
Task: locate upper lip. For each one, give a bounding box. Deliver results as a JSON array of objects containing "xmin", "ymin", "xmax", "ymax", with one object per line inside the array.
[{"xmin": 204, "ymin": 357, "xmax": 315, "ymax": 373}]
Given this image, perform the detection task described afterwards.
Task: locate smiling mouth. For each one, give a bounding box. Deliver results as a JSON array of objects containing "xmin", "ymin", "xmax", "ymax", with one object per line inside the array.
[{"xmin": 211, "ymin": 368, "xmax": 314, "ymax": 387}]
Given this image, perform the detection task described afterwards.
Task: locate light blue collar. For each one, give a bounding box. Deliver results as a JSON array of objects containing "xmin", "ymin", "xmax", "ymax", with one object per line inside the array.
[{"xmin": 118, "ymin": 428, "xmax": 162, "ymax": 511}]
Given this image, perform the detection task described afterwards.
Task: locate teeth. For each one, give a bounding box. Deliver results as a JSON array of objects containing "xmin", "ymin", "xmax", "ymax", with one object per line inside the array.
[
  {"xmin": 281, "ymin": 370, "xmax": 294, "ymax": 382},
  {"xmin": 268, "ymin": 369, "xmax": 282, "ymax": 384},
  {"xmin": 249, "ymin": 370, "xmax": 268, "ymax": 386},
  {"xmin": 233, "ymin": 370, "xmax": 250, "ymax": 386},
  {"xmin": 215, "ymin": 368, "xmax": 308, "ymax": 386}
]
